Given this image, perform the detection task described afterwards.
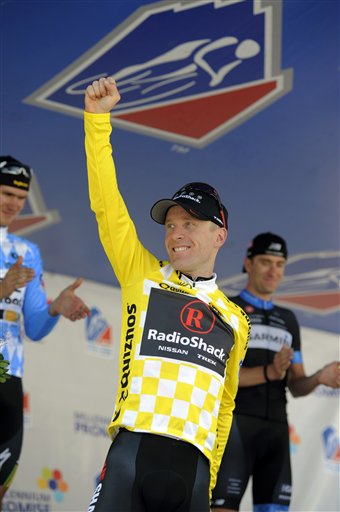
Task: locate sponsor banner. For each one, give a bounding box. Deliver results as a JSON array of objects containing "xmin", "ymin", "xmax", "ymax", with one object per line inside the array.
[{"xmin": 3, "ymin": 274, "xmax": 338, "ymax": 511}]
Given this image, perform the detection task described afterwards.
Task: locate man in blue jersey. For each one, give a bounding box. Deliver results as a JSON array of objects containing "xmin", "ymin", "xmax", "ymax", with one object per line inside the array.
[
  {"xmin": 0, "ymin": 156, "xmax": 91, "ymax": 508},
  {"xmin": 211, "ymin": 232, "xmax": 340, "ymax": 512}
]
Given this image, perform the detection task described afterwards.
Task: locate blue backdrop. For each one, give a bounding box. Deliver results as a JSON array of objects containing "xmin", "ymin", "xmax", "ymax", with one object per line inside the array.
[{"xmin": 1, "ymin": 0, "xmax": 339, "ymax": 333}]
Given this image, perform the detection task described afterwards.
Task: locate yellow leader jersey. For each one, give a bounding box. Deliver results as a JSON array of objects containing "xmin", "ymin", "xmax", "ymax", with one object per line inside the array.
[{"xmin": 84, "ymin": 112, "xmax": 250, "ymax": 492}]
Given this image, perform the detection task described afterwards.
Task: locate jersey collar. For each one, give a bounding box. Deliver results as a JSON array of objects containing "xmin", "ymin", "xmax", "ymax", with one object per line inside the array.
[
  {"xmin": 180, "ymin": 272, "xmax": 217, "ymax": 290},
  {"xmin": 239, "ymin": 289, "xmax": 274, "ymax": 310}
]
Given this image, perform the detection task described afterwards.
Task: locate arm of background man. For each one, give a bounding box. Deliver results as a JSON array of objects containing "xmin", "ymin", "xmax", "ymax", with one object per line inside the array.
[
  {"xmin": 23, "ymin": 243, "xmax": 59, "ymax": 340},
  {"xmin": 48, "ymin": 278, "xmax": 91, "ymax": 322},
  {"xmin": 288, "ymin": 360, "xmax": 340, "ymax": 397},
  {"xmin": 0, "ymin": 256, "xmax": 34, "ymax": 299},
  {"xmin": 238, "ymin": 345, "xmax": 293, "ymax": 387},
  {"xmin": 23, "ymin": 246, "xmax": 90, "ymax": 340}
]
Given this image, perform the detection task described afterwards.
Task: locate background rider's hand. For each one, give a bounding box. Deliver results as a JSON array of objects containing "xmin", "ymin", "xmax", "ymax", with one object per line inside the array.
[
  {"xmin": 268, "ymin": 346, "xmax": 294, "ymax": 380},
  {"xmin": 85, "ymin": 76, "xmax": 121, "ymax": 114},
  {"xmin": 317, "ymin": 361, "xmax": 340, "ymax": 388},
  {"xmin": 48, "ymin": 278, "xmax": 91, "ymax": 321},
  {"xmin": 0, "ymin": 256, "xmax": 35, "ymax": 299},
  {"xmin": 0, "ymin": 353, "xmax": 10, "ymax": 384}
]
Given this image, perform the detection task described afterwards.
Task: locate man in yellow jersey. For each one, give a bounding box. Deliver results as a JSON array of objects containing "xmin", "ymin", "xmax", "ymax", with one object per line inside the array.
[{"xmin": 84, "ymin": 77, "xmax": 250, "ymax": 512}]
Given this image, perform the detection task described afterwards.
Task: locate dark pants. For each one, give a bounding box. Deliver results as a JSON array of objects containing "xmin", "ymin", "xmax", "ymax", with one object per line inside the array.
[
  {"xmin": 88, "ymin": 429, "xmax": 211, "ymax": 512},
  {"xmin": 211, "ymin": 414, "xmax": 291, "ymax": 511},
  {"xmin": 0, "ymin": 376, "xmax": 23, "ymax": 487}
]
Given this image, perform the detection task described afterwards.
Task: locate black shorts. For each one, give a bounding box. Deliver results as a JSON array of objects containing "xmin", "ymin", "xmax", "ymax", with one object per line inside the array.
[
  {"xmin": 0, "ymin": 376, "xmax": 24, "ymax": 487},
  {"xmin": 88, "ymin": 429, "xmax": 211, "ymax": 512},
  {"xmin": 211, "ymin": 414, "xmax": 291, "ymax": 511}
]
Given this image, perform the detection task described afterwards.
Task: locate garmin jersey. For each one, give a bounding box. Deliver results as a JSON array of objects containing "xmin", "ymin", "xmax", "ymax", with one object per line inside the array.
[
  {"xmin": 84, "ymin": 112, "xmax": 250, "ymax": 493},
  {"xmin": 232, "ymin": 289, "xmax": 302, "ymax": 423},
  {"xmin": 0, "ymin": 227, "xmax": 59, "ymax": 377}
]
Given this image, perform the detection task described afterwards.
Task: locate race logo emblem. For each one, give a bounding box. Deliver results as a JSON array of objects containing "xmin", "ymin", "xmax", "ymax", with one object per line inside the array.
[
  {"xmin": 9, "ymin": 174, "xmax": 60, "ymax": 236},
  {"xmin": 24, "ymin": 0, "xmax": 292, "ymax": 148},
  {"xmin": 219, "ymin": 251, "xmax": 340, "ymax": 333},
  {"xmin": 85, "ymin": 307, "xmax": 114, "ymax": 358}
]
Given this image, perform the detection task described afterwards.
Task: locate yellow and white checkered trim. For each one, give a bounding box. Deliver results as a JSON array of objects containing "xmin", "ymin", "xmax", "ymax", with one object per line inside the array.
[{"xmin": 120, "ymin": 358, "xmax": 223, "ymax": 458}]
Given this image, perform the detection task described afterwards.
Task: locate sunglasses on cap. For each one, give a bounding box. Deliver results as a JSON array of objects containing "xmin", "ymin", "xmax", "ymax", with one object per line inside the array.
[{"xmin": 177, "ymin": 182, "xmax": 227, "ymax": 230}]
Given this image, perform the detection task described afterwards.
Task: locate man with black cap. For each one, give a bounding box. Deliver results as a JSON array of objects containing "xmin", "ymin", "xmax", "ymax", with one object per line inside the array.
[
  {"xmin": 0, "ymin": 156, "xmax": 91, "ymax": 508},
  {"xmin": 84, "ymin": 77, "xmax": 250, "ymax": 512},
  {"xmin": 211, "ymin": 232, "xmax": 340, "ymax": 512}
]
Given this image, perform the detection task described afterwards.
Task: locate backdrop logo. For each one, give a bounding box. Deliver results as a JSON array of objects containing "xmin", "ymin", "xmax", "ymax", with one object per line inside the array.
[
  {"xmin": 85, "ymin": 307, "xmax": 113, "ymax": 357},
  {"xmin": 23, "ymin": 390, "xmax": 32, "ymax": 428},
  {"xmin": 37, "ymin": 468, "xmax": 69, "ymax": 503},
  {"xmin": 219, "ymin": 251, "xmax": 340, "ymax": 334},
  {"xmin": 24, "ymin": 0, "xmax": 292, "ymax": 148},
  {"xmin": 289, "ymin": 424, "xmax": 301, "ymax": 454},
  {"xmin": 322, "ymin": 426, "xmax": 340, "ymax": 472},
  {"xmin": 74, "ymin": 411, "xmax": 111, "ymax": 438},
  {"xmin": 95, "ymin": 472, "xmax": 101, "ymax": 488}
]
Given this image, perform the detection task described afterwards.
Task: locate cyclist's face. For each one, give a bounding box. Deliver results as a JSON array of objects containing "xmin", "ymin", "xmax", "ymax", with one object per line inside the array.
[
  {"xmin": 164, "ymin": 205, "xmax": 226, "ymax": 278},
  {"xmin": 245, "ymin": 254, "xmax": 286, "ymax": 300},
  {"xmin": 0, "ymin": 185, "xmax": 28, "ymax": 227}
]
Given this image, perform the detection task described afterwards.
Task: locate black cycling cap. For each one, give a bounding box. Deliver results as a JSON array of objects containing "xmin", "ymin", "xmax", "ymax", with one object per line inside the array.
[
  {"xmin": 246, "ymin": 232, "xmax": 288, "ymax": 259},
  {"xmin": 150, "ymin": 182, "xmax": 228, "ymax": 229},
  {"xmin": 0, "ymin": 156, "xmax": 32, "ymax": 191},
  {"xmin": 242, "ymin": 232, "xmax": 288, "ymax": 273}
]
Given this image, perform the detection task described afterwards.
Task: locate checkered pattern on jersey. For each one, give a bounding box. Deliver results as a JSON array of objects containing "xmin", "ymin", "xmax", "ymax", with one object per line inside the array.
[{"xmin": 121, "ymin": 358, "xmax": 223, "ymax": 458}]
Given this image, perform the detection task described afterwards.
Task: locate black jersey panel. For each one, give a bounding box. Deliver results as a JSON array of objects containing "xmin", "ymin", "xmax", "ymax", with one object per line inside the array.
[{"xmin": 231, "ymin": 295, "xmax": 301, "ymax": 422}]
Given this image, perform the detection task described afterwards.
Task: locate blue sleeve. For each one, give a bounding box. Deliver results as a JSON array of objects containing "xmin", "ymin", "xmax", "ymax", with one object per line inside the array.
[
  {"xmin": 292, "ymin": 351, "xmax": 303, "ymax": 364},
  {"xmin": 23, "ymin": 243, "xmax": 59, "ymax": 341}
]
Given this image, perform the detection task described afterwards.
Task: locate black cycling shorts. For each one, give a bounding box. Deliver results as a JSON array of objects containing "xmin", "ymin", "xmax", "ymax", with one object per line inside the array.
[
  {"xmin": 0, "ymin": 376, "xmax": 24, "ymax": 487},
  {"xmin": 211, "ymin": 414, "xmax": 291, "ymax": 511},
  {"xmin": 88, "ymin": 429, "xmax": 211, "ymax": 512}
]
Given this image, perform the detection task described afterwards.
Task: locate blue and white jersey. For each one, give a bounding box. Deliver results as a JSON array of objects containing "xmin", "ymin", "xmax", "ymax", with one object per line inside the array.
[{"xmin": 0, "ymin": 227, "xmax": 59, "ymax": 377}]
